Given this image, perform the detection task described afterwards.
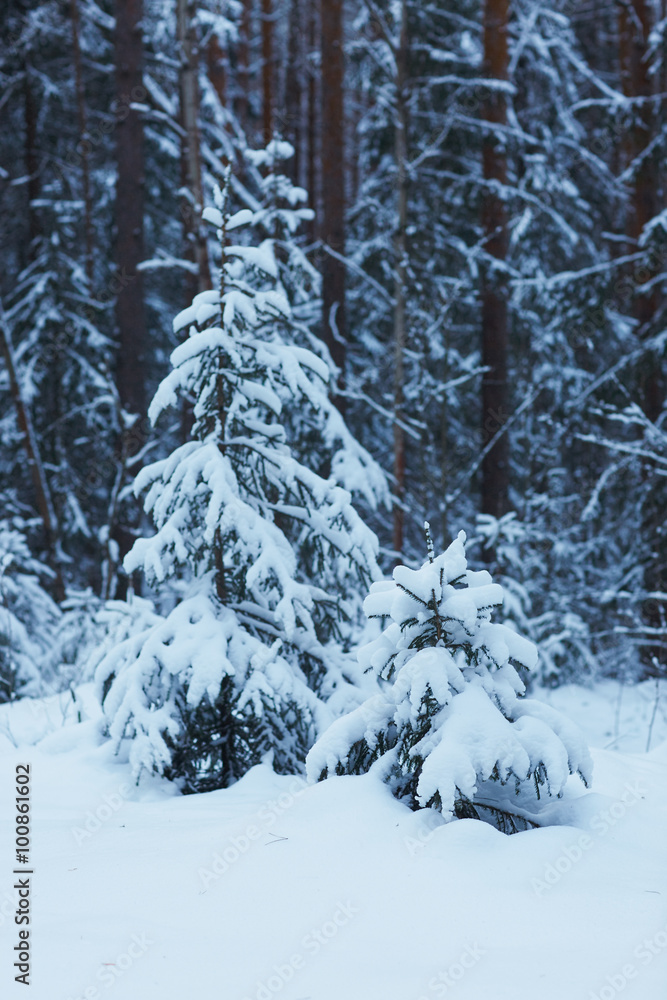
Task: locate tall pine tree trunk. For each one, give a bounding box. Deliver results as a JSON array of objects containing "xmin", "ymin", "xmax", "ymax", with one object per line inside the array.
[
  {"xmin": 618, "ymin": 0, "xmax": 666, "ymax": 672},
  {"xmin": 262, "ymin": 0, "xmax": 273, "ymax": 141},
  {"xmin": 113, "ymin": 0, "xmax": 147, "ymax": 595},
  {"xmin": 320, "ymin": 0, "xmax": 346, "ymax": 407},
  {"xmin": 23, "ymin": 62, "xmax": 40, "ymax": 260},
  {"xmin": 392, "ymin": 0, "xmax": 409, "ymax": 560},
  {"xmin": 480, "ymin": 0, "xmax": 510, "ymax": 530},
  {"xmin": 285, "ymin": 0, "xmax": 303, "ymax": 184},
  {"xmin": 237, "ymin": 0, "xmax": 251, "ymax": 129},
  {"xmin": 71, "ymin": 0, "xmax": 94, "ymax": 288},
  {"xmin": 207, "ymin": 34, "xmax": 227, "ymax": 119},
  {"xmin": 306, "ymin": 0, "xmax": 319, "ymax": 244},
  {"xmin": 618, "ymin": 0, "xmax": 661, "ymax": 420},
  {"xmin": 177, "ymin": 0, "xmax": 210, "ymax": 301},
  {"xmin": 115, "ymin": 0, "xmax": 146, "ymax": 422}
]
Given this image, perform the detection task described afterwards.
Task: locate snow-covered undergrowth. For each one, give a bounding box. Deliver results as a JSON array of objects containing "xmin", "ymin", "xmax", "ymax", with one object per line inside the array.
[{"xmin": 1, "ymin": 678, "xmax": 666, "ymax": 1000}]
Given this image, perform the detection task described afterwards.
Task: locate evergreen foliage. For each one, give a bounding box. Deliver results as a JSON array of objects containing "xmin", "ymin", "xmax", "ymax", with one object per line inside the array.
[
  {"xmin": 95, "ymin": 159, "xmax": 386, "ymax": 791},
  {"xmin": 307, "ymin": 526, "xmax": 592, "ymax": 830},
  {"xmin": 0, "ymin": 520, "xmax": 60, "ymax": 702},
  {"xmin": 0, "ymin": 0, "xmax": 666, "ymax": 721},
  {"xmin": 1, "ymin": 229, "xmax": 116, "ymax": 584}
]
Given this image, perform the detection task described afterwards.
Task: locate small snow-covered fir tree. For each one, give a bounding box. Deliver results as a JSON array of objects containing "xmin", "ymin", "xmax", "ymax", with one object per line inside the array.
[
  {"xmin": 307, "ymin": 527, "xmax": 592, "ymax": 831},
  {"xmin": 95, "ymin": 161, "xmax": 386, "ymax": 792}
]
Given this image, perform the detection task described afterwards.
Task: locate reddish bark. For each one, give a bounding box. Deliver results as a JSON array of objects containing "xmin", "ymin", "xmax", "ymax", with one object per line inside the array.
[
  {"xmin": 284, "ymin": 0, "xmax": 303, "ymax": 183},
  {"xmin": 23, "ymin": 62, "xmax": 40, "ymax": 257},
  {"xmin": 320, "ymin": 0, "xmax": 346, "ymax": 407},
  {"xmin": 113, "ymin": 0, "xmax": 147, "ymax": 595},
  {"xmin": 237, "ymin": 0, "xmax": 251, "ymax": 129},
  {"xmin": 618, "ymin": 2, "xmax": 665, "ymax": 671},
  {"xmin": 114, "ymin": 0, "xmax": 146, "ymax": 423},
  {"xmin": 262, "ymin": 0, "xmax": 273, "ymax": 142},
  {"xmin": 177, "ymin": 0, "xmax": 211, "ymax": 301},
  {"xmin": 480, "ymin": 0, "xmax": 510, "ymax": 528},
  {"xmin": 618, "ymin": 0, "xmax": 661, "ymax": 421},
  {"xmin": 392, "ymin": 0, "xmax": 409, "ymax": 560},
  {"xmin": 207, "ymin": 33, "xmax": 227, "ymax": 111},
  {"xmin": 71, "ymin": 0, "xmax": 94, "ymax": 288},
  {"xmin": 306, "ymin": 0, "xmax": 319, "ymax": 243}
]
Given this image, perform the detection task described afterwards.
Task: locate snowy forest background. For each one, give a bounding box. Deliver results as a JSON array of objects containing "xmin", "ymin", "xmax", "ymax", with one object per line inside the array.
[{"xmin": 1, "ymin": 0, "xmax": 667, "ymax": 800}]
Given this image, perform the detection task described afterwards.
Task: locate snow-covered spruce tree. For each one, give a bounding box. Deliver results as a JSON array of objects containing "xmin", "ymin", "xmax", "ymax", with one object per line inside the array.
[
  {"xmin": 0, "ymin": 216, "xmax": 118, "ymax": 594},
  {"xmin": 0, "ymin": 520, "xmax": 61, "ymax": 702},
  {"xmin": 95, "ymin": 171, "xmax": 386, "ymax": 792},
  {"xmin": 307, "ymin": 528, "xmax": 592, "ymax": 832}
]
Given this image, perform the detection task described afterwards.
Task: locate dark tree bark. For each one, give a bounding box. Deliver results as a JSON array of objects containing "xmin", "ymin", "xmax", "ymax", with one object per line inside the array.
[
  {"xmin": 480, "ymin": 0, "xmax": 510, "ymax": 529},
  {"xmin": 23, "ymin": 61, "xmax": 40, "ymax": 259},
  {"xmin": 177, "ymin": 0, "xmax": 210, "ymax": 301},
  {"xmin": 618, "ymin": 1, "xmax": 666, "ymax": 673},
  {"xmin": 284, "ymin": 0, "xmax": 303, "ymax": 184},
  {"xmin": 306, "ymin": 0, "xmax": 319, "ymax": 243},
  {"xmin": 320, "ymin": 0, "xmax": 346, "ymax": 408},
  {"xmin": 392, "ymin": 0, "xmax": 409, "ymax": 560},
  {"xmin": 114, "ymin": 0, "xmax": 146, "ymax": 423},
  {"xmin": 207, "ymin": 33, "xmax": 227, "ymax": 117},
  {"xmin": 71, "ymin": 0, "xmax": 94, "ymax": 288},
  {"xmin": 237, "ymin": 0, "xmax": 251, "ymax": 129},
  {"xmin": 113, "ymin": 0, "xmax": 147, "ymax": 594},
  {"xmin": 618, "ymin": 0, "xmax": 661, "ymax": 421},
  {"xmin": 262, "ymin": 0, "xmax": 273, "ymax": 142}
]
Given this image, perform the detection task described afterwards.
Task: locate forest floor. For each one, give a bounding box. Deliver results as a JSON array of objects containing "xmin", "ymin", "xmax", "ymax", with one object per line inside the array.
[{"xmin": 1, "ymin": 677, "xmax": 667, "ymax": 1000}]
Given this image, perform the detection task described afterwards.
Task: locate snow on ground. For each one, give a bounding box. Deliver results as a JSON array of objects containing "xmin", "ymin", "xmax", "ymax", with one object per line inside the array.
[
  {"xmin": 538, "ymin": 678, "xmax": 667, "ymax": 754},
  {"xmin": 0, "ymin": 680, "xmax": 666, "ymax": 1000}
]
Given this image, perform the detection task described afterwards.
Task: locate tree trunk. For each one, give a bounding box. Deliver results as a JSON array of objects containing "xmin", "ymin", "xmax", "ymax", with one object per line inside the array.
[
  {"xmin": 71, "ymin": 0, "xmax": 94, "ymax": 288},
  {"xmin": 284, "ymin": 0, "xmax": 303, "ymax": 184},
  {"xmin": 480, "ymin": 0, "xmax": 510, "ymax": 530},
  {"xmin": 320, "ymin": 0, "xmax": 346, "ymax": 408},
  {"xmin": 237, "ymin": 0, "xmax": 251, "ymax": 130},
  {"xmin": 23, "ymin": 62, "xmax": 40, "ymax": 259},
  {"xmin": 618, "ymin": 1, "xmax": 665, "ymax": 673},
  {"xmin": 392, "ymin": 0, "xmax": 409, "ymax": 560},
  {"xmin": 177, "ymin": 0, "xmax": 210, "ymax": 301},
  {"xmin": 306, "ymin": 0, "xmax": 319, "ymax": 243},
  {"xmin": 113, "ymin": 0, "xmax": 147, "ymax": 594},
  {"xmin": 618, "ymin": 0, "xmax": 661, "ymax": 420},
  {"xmin": 262, "ymin": 0, "xmax": 273, "ymax": 142},
  {"xmin": 207, "ymin": 33, "xmax": 227, "ymax": 113},
  {"xmin": 214, "ymin": 184, "xmax": 231, "ymax": 605},
  {"xmin": 115, "ymin": 0, "xmax": 146, "ymax": 422}
]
